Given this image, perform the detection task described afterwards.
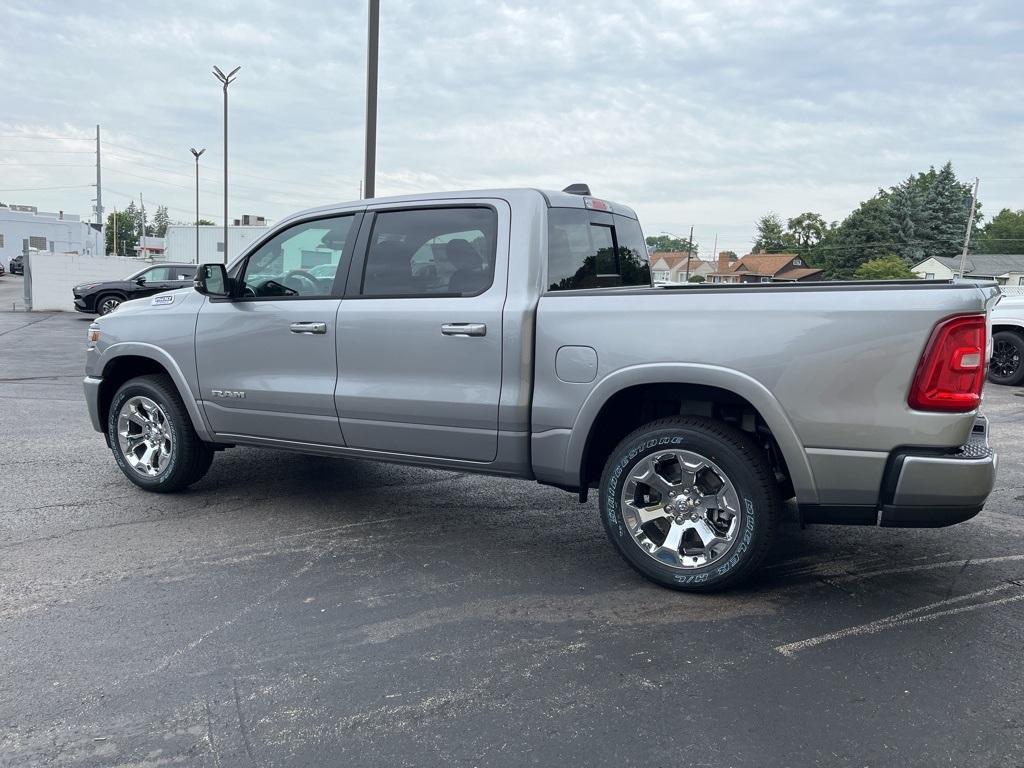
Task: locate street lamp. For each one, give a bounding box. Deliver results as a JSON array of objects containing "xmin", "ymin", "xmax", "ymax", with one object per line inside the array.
[
  {"xmin": 212, "ymin": 65, "xmax": 240, "ymax": 264},
  {"xmin": 189, "ymin": 147, "xmax": 205, "ymax": 264}
]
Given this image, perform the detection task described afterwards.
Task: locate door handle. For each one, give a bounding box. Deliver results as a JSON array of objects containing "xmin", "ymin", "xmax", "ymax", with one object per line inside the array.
[
  {"xmin": 441, "ymin": 322, "xmax": 487, "ymax": 337},
  {"xmin": 289, "ymin": 321, "xmax": 327, "ymax": 335}
]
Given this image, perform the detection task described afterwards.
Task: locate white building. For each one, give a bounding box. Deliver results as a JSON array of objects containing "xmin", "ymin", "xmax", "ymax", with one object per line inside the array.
[
  {"xmin": 913, "ymin": 254, "xmax": 1024, "ymax": 286},
  {"xmin": 0, "ymin": 205, "xmax": 103, "ymax": 268},
  {"xmin": 164, "ymin": 223, "xmax": 270, "ymax": 264}
]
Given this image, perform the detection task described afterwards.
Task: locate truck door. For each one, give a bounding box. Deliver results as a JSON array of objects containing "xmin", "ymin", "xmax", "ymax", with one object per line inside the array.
[
  {"xmin": 195, "ymin": 212, "xmax": 362, "ymax": 445},
  {"xmin": 335, "ymin": 201, "xmax": 508, "ymax": 462}
]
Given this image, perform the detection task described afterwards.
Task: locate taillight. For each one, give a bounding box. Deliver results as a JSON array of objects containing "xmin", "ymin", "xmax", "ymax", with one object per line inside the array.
[{"xmin": 908, "ymin": 314, "xmax": 986, "ymax": 412}]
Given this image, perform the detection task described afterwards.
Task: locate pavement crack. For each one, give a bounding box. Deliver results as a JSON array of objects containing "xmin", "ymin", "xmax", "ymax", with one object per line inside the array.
[
  {"xmin": 0, "ymin": 313, "xmax": 56, "ymax": 338},
  {"xmin": 233, "ymin": 679, "xmax": 258, "ymax": 768}
]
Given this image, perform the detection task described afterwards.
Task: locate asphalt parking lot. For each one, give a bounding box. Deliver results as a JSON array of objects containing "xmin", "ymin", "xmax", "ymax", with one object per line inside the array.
[{"xmin": 2, "ymin": 310, "xmax": 1023, "ymax": 767}]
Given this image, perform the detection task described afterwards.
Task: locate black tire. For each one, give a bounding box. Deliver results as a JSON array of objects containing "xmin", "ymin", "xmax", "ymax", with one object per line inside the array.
[
  {"xmin": 989, "ymin": 330, "xmax": 1024, "ymax": 386},
  {"xmin": 107, "ymin": 374, "xmax": 214, "ymax": 492},
  {"xmin": 599, "ymin": 416, "xmax": 780, "ymax": 592},
  {"xmin": 96, "ymin": 293, "xmax": 125, "ymax": 316}
]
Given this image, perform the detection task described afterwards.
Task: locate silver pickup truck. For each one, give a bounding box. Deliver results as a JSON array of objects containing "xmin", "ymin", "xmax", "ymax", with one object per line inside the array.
[{"xmin": 83, "ymin": 187, "xmax": 999, "ymax": 591}]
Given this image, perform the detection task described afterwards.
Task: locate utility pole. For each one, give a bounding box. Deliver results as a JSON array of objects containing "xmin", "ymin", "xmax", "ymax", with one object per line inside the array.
[
  {"xmin": 684, "ymin": 225, "xmax": 694, "ymax": 282},
  {"xmin": 712, "ymin": 233, "xmax": 718, "ymax": 261},
  {"xmin": 363, "ymin": 0, "xmax": 380, "ymax": 198},
  {"xmin": 213, "ymin": 65, "xmax": 241, "ymax": 264},
  {"xmin": 94, "ymin": 125, "xmax": 103, "ymax": 228},
  {"xmin": 139, "ymin": 193, "xmax": 146, "ymax": 259},
  {"xmin": 958, "ymin": 176, "xmax": 980, "ymax": 279},
  {"xmin": 190, "ymin": 147, "xmax": 206, "ymax": 263},
  {"xmin": 112, "ymin": 206, "xmax": 117, "ymax": 256}
]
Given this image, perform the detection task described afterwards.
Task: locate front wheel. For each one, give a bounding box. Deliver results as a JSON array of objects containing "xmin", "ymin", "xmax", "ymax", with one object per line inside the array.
[
  {"xmin": 97, "ymin": 294, "xmax": 123, "ymax": 315},
  {"xmin": 989, "ymin": 330, "xmax": 1024, "ymax": 386},
  {"xmin": 599, "ymin": 416, "xmax": 779, "ymax": 592},
  {"xmin": 107, "ymin": 374, "xmax": 214, "ymax": 492}
]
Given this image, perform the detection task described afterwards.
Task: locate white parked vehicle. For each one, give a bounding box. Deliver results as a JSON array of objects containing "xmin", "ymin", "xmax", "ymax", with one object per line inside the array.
[{"xmin": 989, "ymin": 294, "xmax": 1024, "ymax": 385}]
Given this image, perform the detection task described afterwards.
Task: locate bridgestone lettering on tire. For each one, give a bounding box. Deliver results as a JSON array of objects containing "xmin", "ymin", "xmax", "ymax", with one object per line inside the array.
[
  {"xmin": 108, "ymin": 374, "xmax": 214, "ymax": 493},
  {"xmin": 599, "ymin": 416, "xmax": 779, "ymax": 592}
]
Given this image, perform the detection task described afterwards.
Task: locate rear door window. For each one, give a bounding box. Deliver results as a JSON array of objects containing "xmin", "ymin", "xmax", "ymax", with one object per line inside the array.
[
  {"xmin": 360, "ymin": 207, "xmax": 498, "ymax": 297},
  {"xmin": 547, "ymin": 208, "xmax": 651, "ymax": 291}
]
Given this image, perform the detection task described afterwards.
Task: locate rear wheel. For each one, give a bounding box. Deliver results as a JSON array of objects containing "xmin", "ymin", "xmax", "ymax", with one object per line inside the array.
[
  {"xmin": 96, "ymin": 293, "xmax": 124, "ymax": 315},
  {"xmin": 989, "ymin": 330, "xmax": 1024, "ymax": 386},
  {"xmin": 599, "ymin": 416, "xmax": 779, "ymax": 592},
  {"xmin": 107, "ymin": 374, "xmax": 214, "ymax": 492}
]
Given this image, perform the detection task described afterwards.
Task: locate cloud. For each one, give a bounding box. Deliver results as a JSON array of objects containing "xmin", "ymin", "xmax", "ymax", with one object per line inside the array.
[{"xmin": 1, "ymin": 0, "xmax": 1020, "ymax": 254}]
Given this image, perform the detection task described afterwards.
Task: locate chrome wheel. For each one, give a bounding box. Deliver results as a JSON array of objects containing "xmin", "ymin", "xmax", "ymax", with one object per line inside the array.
[
  {"xmin": 991, "ymin": 338, "xmax": 1021, "ymax": 380},
  {"xmin": 620, "ymin": 449, "xmax": 742, "ymax": 569},
  {"xmin": 116, "ymin": 396, "xmax": 174, "ymax": 477},
  {"xmin": 98, "ymin": 296, "xmax": 121, "ymax": 315}
]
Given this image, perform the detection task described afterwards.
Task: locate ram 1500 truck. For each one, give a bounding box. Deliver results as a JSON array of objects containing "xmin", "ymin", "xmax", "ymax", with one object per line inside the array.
[{"xmin": 83, "ymin": 187, "xmax": 999, "ymax": 591}]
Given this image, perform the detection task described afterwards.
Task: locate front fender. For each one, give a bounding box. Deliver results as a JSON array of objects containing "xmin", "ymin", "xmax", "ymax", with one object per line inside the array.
[
  {"xmin": 98, "ymin": 342, "xmax": 213, "ymax": 441},
  {"xmin": 563, "ymin": 363, "xmax": 818, "ymax": 504}
]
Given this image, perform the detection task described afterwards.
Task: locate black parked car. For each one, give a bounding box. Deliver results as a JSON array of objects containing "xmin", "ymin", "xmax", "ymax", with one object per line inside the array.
[
  {"xmin": 73, "ymin": 262, "xmax": 198, "ymax": 315},
  {"xmin": 8, "ymin": 254, "xmax": 23, "ymax": 275}
]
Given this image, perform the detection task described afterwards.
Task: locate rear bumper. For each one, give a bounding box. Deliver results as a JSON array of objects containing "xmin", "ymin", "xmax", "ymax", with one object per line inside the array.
[
  {"xmin": 800, "ymin": 416, "xmax": 996, "ymax": 528},
  {"xmin": 878, "ymin": 416, "xmax": 996, "ymax": 527}
]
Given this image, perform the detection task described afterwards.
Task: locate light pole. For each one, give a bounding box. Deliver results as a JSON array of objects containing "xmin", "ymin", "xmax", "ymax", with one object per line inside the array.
[
  {"xmin": 364, "ymin": 0, "xmax": 379, "ymax": 198},
  {"xmin": 190, "ymin": 147, "xmax": 206, "ymax": 264},
  {"xmin": 212, "ymin": 65, "xmax": 240, "ymax": 264}
]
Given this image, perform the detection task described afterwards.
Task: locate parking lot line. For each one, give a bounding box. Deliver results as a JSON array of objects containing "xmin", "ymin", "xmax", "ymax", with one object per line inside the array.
[{"xmin": 775, "ymin": 582, "xmax": 1024, "ymax": 657}]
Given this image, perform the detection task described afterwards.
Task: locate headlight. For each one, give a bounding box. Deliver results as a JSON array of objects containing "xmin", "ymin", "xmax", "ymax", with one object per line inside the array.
[{"xmin": 76, "ymin": 283, "xmax": 101, "ymax": 292}]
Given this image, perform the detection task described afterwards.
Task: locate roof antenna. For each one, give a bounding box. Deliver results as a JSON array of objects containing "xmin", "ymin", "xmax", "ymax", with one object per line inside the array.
[{"xmin": 562, "ymin": 183, "xmax": 591, "ymax": 196}]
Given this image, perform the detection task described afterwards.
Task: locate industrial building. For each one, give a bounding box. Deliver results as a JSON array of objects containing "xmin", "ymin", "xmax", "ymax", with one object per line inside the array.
[
  {"xmin": 164, "ymin": 222, "xmax": 269, "ymax": 263},
  {"xmin": 0, "ymin": 205, "xmax": 103, "ymax": 269}
]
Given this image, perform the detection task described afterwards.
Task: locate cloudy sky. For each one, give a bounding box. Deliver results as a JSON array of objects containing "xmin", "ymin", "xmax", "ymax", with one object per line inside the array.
[{"xmin": 1, "ymin": 0, "xmax": 1021, "ymax": 254}]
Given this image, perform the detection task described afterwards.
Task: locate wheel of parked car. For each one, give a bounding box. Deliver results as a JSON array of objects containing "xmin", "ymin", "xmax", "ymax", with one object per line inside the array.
[
  {"xmin": 97, "ymin": 294, "xmax": 124, "ymax": 315},
  {"xmin": 107, "ymin": 374, "xmax": 214, "ymax": 492},
  {"xmin": 989, "ymin": 330, "xmax": 1024, "ymax": 386},
  {"xmin": 599, "ymin": 416, "xmax": 779, "ymax": 592}
]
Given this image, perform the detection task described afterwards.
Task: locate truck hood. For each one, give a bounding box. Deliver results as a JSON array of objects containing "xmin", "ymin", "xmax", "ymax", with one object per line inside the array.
[{"xmin": 111, "ymin": 287, "xmax": 196, "ymax": 317}]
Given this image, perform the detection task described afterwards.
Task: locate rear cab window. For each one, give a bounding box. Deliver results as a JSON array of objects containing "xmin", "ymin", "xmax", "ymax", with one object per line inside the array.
[{"xmin": 547, "ymin": 208, "xmax": 650, "ymax": 291}]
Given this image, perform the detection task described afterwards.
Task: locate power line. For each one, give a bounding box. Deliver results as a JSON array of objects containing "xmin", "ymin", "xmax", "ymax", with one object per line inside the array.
[
  {"xmin": 104, "ymin": 186, "xmax": 224, "ymax": 221},
  {"xmin": 104, "ymin": 152, "xmax": 330, "ymax": 197},
  {"xmin": 0, "ymin": 147, "xmax": 93, "ymax": 154},
  {"xmin": 0, "ymin": 134, "xmax": 92, "ymax": 140},
  {"xmin": 0, "ymin": 162, "xmax": 94, "ymax": 168},
  {"xmin": 104, "ymin": 142, "xmax": 359, "ymax": 188},
  {"xmin": 0, "ymin": 184, "xmax": 94, "ymax": 192}
]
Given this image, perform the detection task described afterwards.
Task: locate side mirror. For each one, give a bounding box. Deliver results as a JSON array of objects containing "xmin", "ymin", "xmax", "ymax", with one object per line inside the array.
[
  {"xmin": 135, "ymin": 276, "xmax": 146, "ymax": 286},
  {"xmin": 194, "ymin": 263, "xmax": 231, "ymax": 298}
]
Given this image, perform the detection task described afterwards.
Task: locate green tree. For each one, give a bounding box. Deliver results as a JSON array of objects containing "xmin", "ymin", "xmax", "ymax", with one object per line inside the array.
[
  {"xmin": 195, "ymin": 218, "xmax": 215, "ymax": 226},
  {"xmin": 977, "ymin": 208, "xmax": 1024, "ymax": 254},
  {"xmin": 819, "ymin": 162, "xmax": 979, "ymax": 279},
  {"xmin": 687, "ymin": 274, "xmax": 705, "ymax": 283},
  {"xmin": 105, "ymin": 202, "xmax": 142, "ymax": 256},
  {"xmin": 854, "ymin": 255, "xmax": 918, "ymax": 280},
  {"xmin": 753, "ymin": 213, "xmax": 793, "ymax": 252},
  {"xmin": 645, "ymin": 234, "xmax": 697, "ymax": 256},
  {"xmin": 819, "ymin": 196, "xmax": 894, "ymax": 279},
  {"xmin": 152, "ymin": 205, "xmax": 171, "ymax": 238},
  {"xmin": 786, "ymin": 212, "xmax": 826, "ymax": 248}
]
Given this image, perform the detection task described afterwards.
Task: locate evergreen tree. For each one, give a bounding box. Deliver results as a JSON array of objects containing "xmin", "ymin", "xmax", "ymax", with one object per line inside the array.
[
  {"xmin": 753, "ymin": 213, "xmax": 792, "ymax": 252},
  {"xmin": 153, "ymin": 205, "xmax": 171, "ymax": 238}
]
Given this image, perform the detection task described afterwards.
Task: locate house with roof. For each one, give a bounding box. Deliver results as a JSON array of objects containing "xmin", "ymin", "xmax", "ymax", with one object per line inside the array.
[
  {"xmin": 648, "ymin": 251, "xmax": 715, "ymax": 283},
  {"xmin": 912, "ymin": 254, "xmax": 1024, "ymax": 286},
  {"xmin": 706, "ymin": 250, "xmax": 823, "ymax": 284}
]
